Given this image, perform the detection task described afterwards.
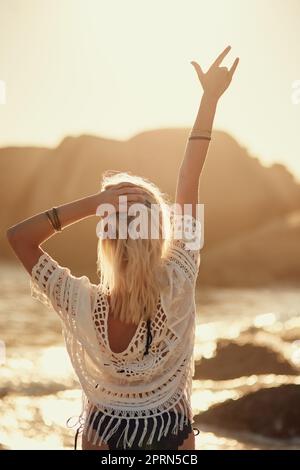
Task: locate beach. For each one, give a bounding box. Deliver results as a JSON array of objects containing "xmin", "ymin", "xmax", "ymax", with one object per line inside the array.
[{"xmin": 1, "ymin": 262, "xmax": 300, "ymax": 450}]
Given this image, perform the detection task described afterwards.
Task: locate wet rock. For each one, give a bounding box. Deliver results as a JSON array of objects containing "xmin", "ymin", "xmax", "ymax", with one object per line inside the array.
[
  {"xmin": 195, "ymin": 384, "xmax": 300, "ymax": 439},
  {"xmin": 281, "ymin": 328, "xmax": 300, "ymax": 343},
  {"xmin": 194, "ymin": 340, "xmax": 298, "ymax": 380}
]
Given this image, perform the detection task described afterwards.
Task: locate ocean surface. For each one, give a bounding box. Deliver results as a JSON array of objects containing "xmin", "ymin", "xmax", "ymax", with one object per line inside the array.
[{"xmin": 1, "ymin": 262, "xmax": 300, "ymax": 450}]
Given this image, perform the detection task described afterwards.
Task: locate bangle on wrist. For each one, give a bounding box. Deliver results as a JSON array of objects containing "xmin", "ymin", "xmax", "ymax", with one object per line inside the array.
[
  {"xmin": 45, "ymin": 210, "xmax": 56, "ymax": 230},
  {"xmin": 52, "ymin": 207, "xmax": 62, "ymax": 231},
  {"xmin": 188, "ymin": 136, "xmax": 211, "ymax": 141},
  {"xmin": 45, "ymin": 207, "xmax": 62, "ymax": 232},
  {"xmin": 189, "ymin": 129, "xmax": 212, "ymax": 141}
]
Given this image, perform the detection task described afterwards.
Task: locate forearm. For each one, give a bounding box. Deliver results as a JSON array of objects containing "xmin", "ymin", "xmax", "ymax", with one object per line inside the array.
[
  {"xmin": 183, "ymin": 92, "xmax": 218, "ymax": 176},
  {"xmin": 7, "ymin": 193, "xmax": 98, "ymax": 248},
  {"xmin": 7, "ymin": 183, "xmax": 145, "ymax": 274},
  {"xmin": 194, "ymin": 91, "xmax": 218, "ymax": 129},
  {"xmin": 176, "ymin": 93, "xmax": 218, "ymax": 209}
]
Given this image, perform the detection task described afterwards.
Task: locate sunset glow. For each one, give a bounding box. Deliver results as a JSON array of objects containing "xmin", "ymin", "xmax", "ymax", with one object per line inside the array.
[{"xmin": 0, "ymin": 0, "xmax": 299, "ymax": 177}]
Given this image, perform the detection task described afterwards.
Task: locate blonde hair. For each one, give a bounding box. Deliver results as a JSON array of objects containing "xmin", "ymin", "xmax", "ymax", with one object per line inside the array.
[{"xmin": 97, "ymin": 171, "xmax": 170, "ymax": 325}]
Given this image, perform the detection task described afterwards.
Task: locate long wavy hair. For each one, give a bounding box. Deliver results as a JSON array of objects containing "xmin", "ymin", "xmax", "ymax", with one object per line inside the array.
[{"xmin": 97, "ymin": 171, "xmax": 171, "ymax": 325}]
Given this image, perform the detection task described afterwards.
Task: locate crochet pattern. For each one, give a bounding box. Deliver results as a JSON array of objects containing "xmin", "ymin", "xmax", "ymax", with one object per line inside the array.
[{"xmin": 30, "ymin": 215, "xmax": 201, "ymax": 449}]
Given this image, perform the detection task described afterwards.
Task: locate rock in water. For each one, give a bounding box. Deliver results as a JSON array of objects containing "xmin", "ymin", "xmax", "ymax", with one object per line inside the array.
[
  {"xmin": 195, "ymin": 384, "xmax": 300, "ymax": 439},
  {"xmin": 194, "ymin": 340, "xmax": 298, "ymax": 380}
]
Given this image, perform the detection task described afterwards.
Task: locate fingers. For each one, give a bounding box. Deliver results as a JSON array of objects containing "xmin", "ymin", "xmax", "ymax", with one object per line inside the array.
[
  {"xmin": 211, "ymin": 45, "xmax": 231, "ymax": 68},
  {"xmin": 106, "ymin": 182, "xmax": 137, "ymax": 191},
  {"xmin": 229, "ymin": 57, "xmax": 239, "ymax": 78},
  {"xmin": 118, "ymin": 194, "xmax": 150, "ymax": 212},
  {"xmin": 191, "ymin": 61, "xmax": 204, "ymax": 84},
  {"xmin": 102, "ymin": 184, "xmax": 154, "ymax": 210},
  {"xmin": 116, "ymin": 187, "xmax": 144, "ymax": 194},
  {"xmin": 117, "ymin": 191, "xmax": 148, "ymax": 205},
  {"xmin": 106, "ymin": 183, "xmax": 149, "ymax": 197},
  {"xmin": 125, "ymin": 194, "xmax": 147, "ymax": 202}
]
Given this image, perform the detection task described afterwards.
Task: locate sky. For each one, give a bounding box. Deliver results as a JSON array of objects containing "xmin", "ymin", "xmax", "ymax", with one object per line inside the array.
[{"xmin": 0, "ymin": 0, "xmax": 300, "ymax": 179}]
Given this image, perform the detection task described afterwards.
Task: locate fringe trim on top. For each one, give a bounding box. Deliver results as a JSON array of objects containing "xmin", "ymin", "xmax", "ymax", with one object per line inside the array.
[
  {"xmin": 31, "ymin": 252, "xmax": 197, "ymax": 451},
  {"xmin": 78, "ymin": 391, "xmax": 192, "ymax": 450}
]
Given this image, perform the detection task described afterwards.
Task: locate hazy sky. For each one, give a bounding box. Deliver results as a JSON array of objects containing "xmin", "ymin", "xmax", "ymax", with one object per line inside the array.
[{"xmin": 0, "ymin": 0, "xmax": 300, "ymax": 178}]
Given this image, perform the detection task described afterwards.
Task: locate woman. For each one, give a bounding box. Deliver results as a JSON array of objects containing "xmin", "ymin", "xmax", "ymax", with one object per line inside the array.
[{"xmin": 7, "ymin": 46, "xmax": 239, "ymax": 450}]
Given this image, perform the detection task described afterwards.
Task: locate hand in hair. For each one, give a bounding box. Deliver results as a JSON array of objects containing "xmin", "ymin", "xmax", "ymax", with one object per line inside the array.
[{"xmin": 96, "ymin": 183, "xmax": 148, "ymax": 212}]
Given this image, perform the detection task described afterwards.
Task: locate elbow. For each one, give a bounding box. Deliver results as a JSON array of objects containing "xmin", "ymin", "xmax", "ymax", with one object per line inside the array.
[
  {"xmin": 6, "ymin": 226, "xmax": 40, "ymax": 270},
  {"xmin": 7, "ymin": 225, "xmax": 17, "ymax": 243},
  {"xmin": 7, "ymin": 225, "xmax": 39, "ymax": 252},
  {"xmin": 6, "ymin": 226, "xmax": 20, "ymax": 248},
  {"xmin": 6, "ymin": 225, "xmax": 29, "ymax": 251},
  {"xmin": 6, "ymin": 226, "xmax": 35, "ymax": 262}
]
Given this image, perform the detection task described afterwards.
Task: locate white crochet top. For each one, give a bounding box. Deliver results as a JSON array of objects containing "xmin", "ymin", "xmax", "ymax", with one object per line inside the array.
[{"xmin": 30, "ymin": 216, "xmax": 200, "ymax": 448}]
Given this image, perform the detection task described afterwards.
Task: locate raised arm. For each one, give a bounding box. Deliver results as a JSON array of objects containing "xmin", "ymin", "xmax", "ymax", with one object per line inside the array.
[{"xmin": 175, "ymin": 46, "xmax": 239, "ymax": 217}]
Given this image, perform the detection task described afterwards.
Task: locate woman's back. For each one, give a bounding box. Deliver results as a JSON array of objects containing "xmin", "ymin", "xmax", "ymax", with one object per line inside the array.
[
  {"xmin": 106, "ymin": 308, "xmax": 140, "ymax": 355},
  {"xmin": 30, "ymin": 215, "xmax": 200, "ymax": 450}
]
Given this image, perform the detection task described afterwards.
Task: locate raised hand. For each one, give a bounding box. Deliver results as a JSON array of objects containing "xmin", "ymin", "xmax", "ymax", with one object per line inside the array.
[{"xmin": 191, "ymin": 46, "xmax": 239, "ymax": 100}]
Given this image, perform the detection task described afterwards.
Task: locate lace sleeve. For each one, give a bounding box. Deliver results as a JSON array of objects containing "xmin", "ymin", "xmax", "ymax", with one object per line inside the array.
[
  {"xmin": 161, "ymin": 214, "xmax": 201, "ymax": 339},
  {"xmin": 30, "ymin": 251, "xmax": 91, "ymax": 322},
  {"xmin": 165, "ymin": 214, "xmax": 201, "ymax": 285}
]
